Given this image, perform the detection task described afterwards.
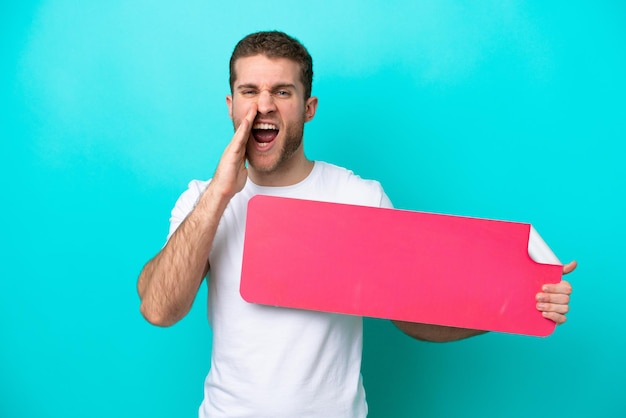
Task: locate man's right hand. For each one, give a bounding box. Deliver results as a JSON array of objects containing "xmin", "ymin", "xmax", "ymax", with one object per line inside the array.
[
  {"xmin": 210, "ymin": 104, "xmax": 257, "ymax": 200},
  {"xmin": 137, "ymin": 105, "xmax": 258, "ymax": 327}
]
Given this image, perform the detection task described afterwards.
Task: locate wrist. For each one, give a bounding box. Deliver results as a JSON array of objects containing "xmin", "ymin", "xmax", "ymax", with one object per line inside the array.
[{"xmin": 197, "ymin": 181, "xmax": 233, "ymax": 215}]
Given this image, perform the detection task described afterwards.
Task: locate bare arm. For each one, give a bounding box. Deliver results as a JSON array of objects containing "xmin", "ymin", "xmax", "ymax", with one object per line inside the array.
[
  {"xmin": 137, "ymin": 105, "xmax": 257, "ymax": 327},
  {"xmin": 392, "ymin": 321, "xmax": 486, "ymax": 342},
  {"xmin": 137, "ymin": 188, "xmax": 229, "ymax": 326},
  {"xmin": 393, "ymin": 261, "xmax": 576, "ymax": 342}
]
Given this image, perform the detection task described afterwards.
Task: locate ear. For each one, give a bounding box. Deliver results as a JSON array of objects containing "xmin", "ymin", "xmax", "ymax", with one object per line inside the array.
[
  {"xmin": 226, "ymin": 95, "xmax": 233, "ymax": 120},
  {"xmin": 304, "ymin": 96, "xmax": 318, "ymax": 122}
]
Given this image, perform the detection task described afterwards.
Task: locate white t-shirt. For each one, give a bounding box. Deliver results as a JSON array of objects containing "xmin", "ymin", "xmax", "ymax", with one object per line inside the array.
[{"xmin": 168, "ymin": 162, "xmax": 393, "ymax": 418}]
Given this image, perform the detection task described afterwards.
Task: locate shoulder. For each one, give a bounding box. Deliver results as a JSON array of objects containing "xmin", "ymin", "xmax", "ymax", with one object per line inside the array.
[
  {"xmin": 170, "ymin": 179, "xmax": 210, "ymax": 219},
  {"xmin": 314, "ymin": 162, "xmax": 393, "ymax": 208},
  {"xmin": 315, "ymin": 161, "xmax": 371, "ymax": 184},
  {"xmin": 165, "ymin": 179, "xmax": 212, "ymax": 240}
]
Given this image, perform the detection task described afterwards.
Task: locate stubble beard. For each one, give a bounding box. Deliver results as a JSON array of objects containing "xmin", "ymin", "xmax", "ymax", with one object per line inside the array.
[{"xmin": 246, "ymin": 116, "xmax": 305, "ymax": 174}]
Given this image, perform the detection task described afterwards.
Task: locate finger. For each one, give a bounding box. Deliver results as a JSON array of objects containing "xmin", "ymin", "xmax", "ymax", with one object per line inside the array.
[
  {"xmin": 562, "ymin": 260, "xmax": 577, "ymax": 275},
  {"xmin": 541, "ymin": 311, "xmax": 567, "ymax": 325},
  {"xmin": 536, "ymin": 301, "xmax": 569, "ymax": 315},
  {"xmin": 231, "ymin": 104, "xmax": 257, "ymax": 150},
  {"xmin": 536, "ymin": 292, "xmax": 570, "ymax": 305},
  {"xmin": 541, "ymin": 280, "xmax": 572, "ymax": 295}
]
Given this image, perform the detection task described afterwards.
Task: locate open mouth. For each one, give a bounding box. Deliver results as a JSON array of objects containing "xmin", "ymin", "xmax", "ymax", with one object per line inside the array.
[{"xmin": 252, "ymin": 122, "xmax": 279, "ymax": 148}]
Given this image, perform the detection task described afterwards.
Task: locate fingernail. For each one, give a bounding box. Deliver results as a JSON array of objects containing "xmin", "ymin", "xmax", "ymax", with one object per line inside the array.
[{"xmin": 537, "ymin": 303, "xmax": 546, "ymax": 310}]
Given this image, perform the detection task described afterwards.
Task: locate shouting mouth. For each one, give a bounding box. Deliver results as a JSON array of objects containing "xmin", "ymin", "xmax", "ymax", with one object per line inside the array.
[{"xmin": 252, "ymin": 122, "xmax": 279, "ymax": 149}]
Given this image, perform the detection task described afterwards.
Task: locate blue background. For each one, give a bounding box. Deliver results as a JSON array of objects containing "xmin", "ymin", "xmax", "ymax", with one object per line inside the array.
[{"xmin": 2, "ymin": 1, "xmax": 624, "ymax": 417}]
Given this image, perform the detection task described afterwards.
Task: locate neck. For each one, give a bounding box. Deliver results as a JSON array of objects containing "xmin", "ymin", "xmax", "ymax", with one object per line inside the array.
[{"xmin": 248, "ymin": 150, "xmax": 314, "ymax": 187}]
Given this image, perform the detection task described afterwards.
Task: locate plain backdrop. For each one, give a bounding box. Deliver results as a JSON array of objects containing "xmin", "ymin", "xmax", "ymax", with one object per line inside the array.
[{"xmin": 2, "ymin": 1, "xmax": 624, "ymax": 417}]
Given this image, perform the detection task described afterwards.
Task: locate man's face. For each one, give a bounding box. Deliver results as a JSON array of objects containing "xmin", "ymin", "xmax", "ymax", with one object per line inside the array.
[{"xmin": 227, "ymin": 55, "xmax": 317, "ymax": 176}]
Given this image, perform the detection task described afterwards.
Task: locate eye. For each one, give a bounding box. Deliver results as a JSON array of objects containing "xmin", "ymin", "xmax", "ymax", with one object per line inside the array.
[{"xmin": 275, "ymin": 90, "xmax": 291, "ymax": 97}]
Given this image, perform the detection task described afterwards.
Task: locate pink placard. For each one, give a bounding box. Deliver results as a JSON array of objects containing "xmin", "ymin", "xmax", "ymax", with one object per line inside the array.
[{"xmin": 240, "ymin": 195, "xmax": 562, "ymax": 336}]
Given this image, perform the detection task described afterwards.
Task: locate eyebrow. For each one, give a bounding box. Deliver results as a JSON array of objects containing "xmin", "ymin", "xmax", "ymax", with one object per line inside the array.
[{"xmin": 236, "ymin": 83, "xmax": 297, "ymax": 91}]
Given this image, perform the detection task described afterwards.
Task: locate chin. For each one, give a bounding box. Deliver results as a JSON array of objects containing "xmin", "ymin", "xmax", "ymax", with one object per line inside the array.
[{"xmin": 248, "ymin": 156, "xmax": 281, "ymax": 174}]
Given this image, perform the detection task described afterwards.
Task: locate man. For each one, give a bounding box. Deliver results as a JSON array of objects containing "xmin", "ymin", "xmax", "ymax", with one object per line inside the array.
[{"xmin": 137, "ymin": 31, "xmax": 575, "ymax": 418}]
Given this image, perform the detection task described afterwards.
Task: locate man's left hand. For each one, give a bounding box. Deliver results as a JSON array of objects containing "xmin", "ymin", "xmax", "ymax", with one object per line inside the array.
[{"xmin": 536, "ymin": 261, "xmax": 576, "ymax": 324}]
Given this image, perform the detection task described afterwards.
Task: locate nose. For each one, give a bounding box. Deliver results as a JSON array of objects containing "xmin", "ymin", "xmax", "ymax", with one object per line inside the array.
[{"xmin": 256, "ymin": 91, "xmax": 276, "ymax": 114}]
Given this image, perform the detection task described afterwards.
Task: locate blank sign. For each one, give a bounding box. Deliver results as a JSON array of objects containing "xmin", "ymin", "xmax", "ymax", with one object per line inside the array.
[{"xmin": 240, "ymin": 196, "xmax": 562, "ymax": 336}]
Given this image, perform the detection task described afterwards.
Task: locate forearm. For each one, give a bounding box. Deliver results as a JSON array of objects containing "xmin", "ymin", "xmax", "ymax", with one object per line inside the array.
[
  {"xmin": 138, "ymin": 185, "xmax": 230, "ymax": 326},
  {"xmin": 392, "ymin": 320, "xmax": 486, "ymax": 343}
]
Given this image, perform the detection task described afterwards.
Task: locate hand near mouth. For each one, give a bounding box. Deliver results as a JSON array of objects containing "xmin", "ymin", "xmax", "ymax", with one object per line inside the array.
[{"xmin": 211, "ymin": 104, "xmax": 257, "ymax": 200}]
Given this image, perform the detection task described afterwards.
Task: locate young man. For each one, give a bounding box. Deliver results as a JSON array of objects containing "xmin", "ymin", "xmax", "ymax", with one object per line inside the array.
[{"xmin": 137, "ymin": 31, "xmax": 575, "ymax": 418}]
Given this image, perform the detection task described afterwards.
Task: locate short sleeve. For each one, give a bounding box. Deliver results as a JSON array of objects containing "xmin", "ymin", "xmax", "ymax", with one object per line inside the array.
[
  {"xmin": 379, "ymin": 189, "xmax": 394, "ymax": 209},
  {"xmin": 166, "ymin": 179, "xmax": 210, "ymax": 241}
]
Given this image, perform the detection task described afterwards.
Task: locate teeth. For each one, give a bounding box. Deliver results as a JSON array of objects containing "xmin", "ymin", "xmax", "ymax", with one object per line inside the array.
[{"xmin": 253, "ymin": 123, "xmax": 278, "ymax": 130}]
